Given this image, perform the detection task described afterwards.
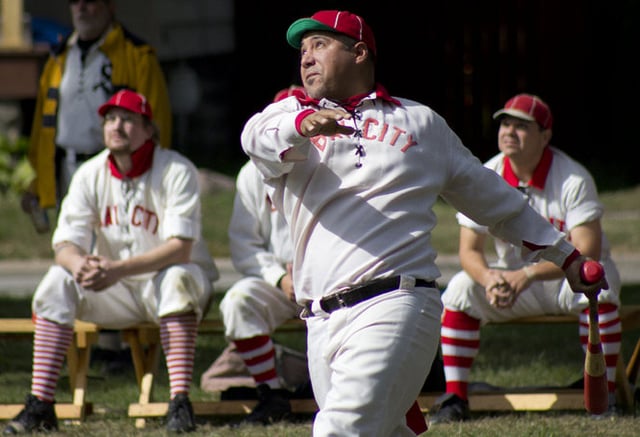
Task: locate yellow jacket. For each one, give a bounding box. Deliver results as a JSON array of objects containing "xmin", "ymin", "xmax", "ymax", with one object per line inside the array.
[{"xmin": 29, "ymin": 23, "xmax": 172, "ymax": 208}]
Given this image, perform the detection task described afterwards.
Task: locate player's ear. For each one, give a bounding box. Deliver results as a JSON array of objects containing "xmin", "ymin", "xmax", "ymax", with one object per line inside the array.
[
  {"xmin": 353, "ymin": 41, "xmax": 370, "ymax": 62},
  {"xmin": 541, "ymin": 128, "xmax": 552, "ymax": 145}
]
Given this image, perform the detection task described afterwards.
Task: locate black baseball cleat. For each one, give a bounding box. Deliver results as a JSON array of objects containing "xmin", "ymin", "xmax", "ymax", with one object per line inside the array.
[
  {"xmin": 238, "ymin": 384, "xmax": 292, "ymax": 426},
  {"xmin": 166, "ymin": 393, "xmax": 196, "ymax": 433},
  {"xmin": 3, "ymin": 394, "xmax": 58, "ymax": 434},
  {"xmin": 427, "ymin": 392, "xmax": 470, "ymax": 425}
]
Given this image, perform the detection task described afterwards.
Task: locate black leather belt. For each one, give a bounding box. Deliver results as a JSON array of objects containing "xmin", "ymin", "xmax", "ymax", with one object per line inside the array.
[{"xmin": 318, "ymin": 276, "xmax": 436, "ymax": 314}]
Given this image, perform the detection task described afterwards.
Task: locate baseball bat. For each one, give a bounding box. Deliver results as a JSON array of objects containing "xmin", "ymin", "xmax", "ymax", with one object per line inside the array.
[{"xmin": 581, "ymin": 260, "xmax": 608, "ymax": 415}]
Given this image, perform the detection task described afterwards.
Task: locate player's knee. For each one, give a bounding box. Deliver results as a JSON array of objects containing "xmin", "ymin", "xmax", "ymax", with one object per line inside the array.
[{"xmin": 441, "ymin": 271, "xmax": 477, "ymax": 306}]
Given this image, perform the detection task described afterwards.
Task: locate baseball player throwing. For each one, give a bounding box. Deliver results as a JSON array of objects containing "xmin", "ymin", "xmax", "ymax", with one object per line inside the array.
[
  {"xmin": 4, "ymin": 89, "xmax": 218, "ymax": 435},
  {"xmin": 429, "ymin": 94, "xmax": 621, "ymax": 424},
  {"xmin": 241, "ymin": 10, "xmax": 607, "ymax": 436}
]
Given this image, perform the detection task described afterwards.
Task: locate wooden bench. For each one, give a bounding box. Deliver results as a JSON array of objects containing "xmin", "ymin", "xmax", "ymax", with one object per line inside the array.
[
  {"xmin": 128, "ymin": 306, "xmax": 640, "ymax": 425},
  {"xmin": 0, "ymin": 317, "xmax": 307, "ymax": 426},
  {"xmin": 426, "ymin": 306, "xmax": 640, "ymax": 414},
  {"xmin": 1, "ymin": 306, "xmax": 639, "ymax": 426},
  {"xmin": 0, "ymin": 319, "xmax": 100, "ymax": 422}
]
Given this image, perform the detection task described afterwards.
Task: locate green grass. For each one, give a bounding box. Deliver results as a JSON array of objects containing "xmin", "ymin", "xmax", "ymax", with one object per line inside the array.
[
  {"xmin": 1, "ymin": 288, "xmax": 639, "ymax": 436},
  {"xmin": 1, "ymin": 183, "xmax": 639, "ymax": 435},
  {"xmin": 2, "ymin": 183, "xmax": 638, "ymax": 260}
]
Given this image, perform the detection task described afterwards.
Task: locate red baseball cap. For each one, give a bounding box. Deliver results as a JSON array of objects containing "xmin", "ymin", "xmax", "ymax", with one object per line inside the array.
[
  {"xmin": 493, "ymin": 93, "xmax": 553, "ymax": 129},
  {"xmin": 98, "ymin": 89, "xmax": 153, "ymax": 120},
  {"xmin": 286, "ymin": 10, "xmax": 376, "ymax": 56}
]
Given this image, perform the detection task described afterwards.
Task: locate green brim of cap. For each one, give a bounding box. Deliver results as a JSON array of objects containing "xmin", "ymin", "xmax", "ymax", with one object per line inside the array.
[{"xmin": 286, "ymin": 18, "xmax": 336, "ymax": 49}]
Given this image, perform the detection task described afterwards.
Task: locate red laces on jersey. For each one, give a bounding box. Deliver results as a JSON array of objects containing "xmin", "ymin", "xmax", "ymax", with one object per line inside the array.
[
  {"xmin": 108, "ymin": 139, "xmax": 155, "ymax": 180},
  {"xmin": 293, "ymin": 83, "xmax": 400, "ymax": 168},
  {"xmin": 294, "ymin": 83, "xmax": 401, "ymax": 110}
]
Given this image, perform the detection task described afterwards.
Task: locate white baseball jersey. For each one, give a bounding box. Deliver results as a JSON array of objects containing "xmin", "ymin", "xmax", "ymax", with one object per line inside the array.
[
  {"xmin": 457, "ymin": 146, "xmax": 613, "ymax": 268},
  {"xmin": 241, "ymin": 92, "xmax": 576, "ymax": 304},
  {"xmin": 33, "ymin": 145, "xmax": 218, "ymax": 328},
  {"xmin": 443, "ymin": 146, "xmax": 621, "ymax": 320},
  {"xmin": 220, "ymin": 161, "xmax": 299, "ymax": 340},
  {"xmin": 53, "ymin": 146, "xmax": 218, "ymax": 282},
  {"xmin": 228, "ymin": 160, "xmax": 293, "ymax": 284}
]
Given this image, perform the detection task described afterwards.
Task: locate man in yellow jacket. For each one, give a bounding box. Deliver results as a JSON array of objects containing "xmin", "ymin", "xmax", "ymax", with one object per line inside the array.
[{"xmin": 25, "ymin": 0, "xmax": 171, "ymax": 217}]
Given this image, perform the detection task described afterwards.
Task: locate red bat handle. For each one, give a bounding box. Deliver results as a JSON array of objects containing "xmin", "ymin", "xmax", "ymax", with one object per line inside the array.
[
  {"xmin": 581, "ymin": 260, "xmax": 608, "ymax": 415},
  {"xmin": 581, "ymin": 260, "xmax": 604, "ymax": 284}
]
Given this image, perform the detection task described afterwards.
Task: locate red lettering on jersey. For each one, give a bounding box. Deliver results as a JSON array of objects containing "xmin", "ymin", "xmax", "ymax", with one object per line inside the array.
[
  {"xmin": 311, "ymin": 135, "xmax": 327, "ymax": 152},
  {"xmin": 400, "ymin": 135, "xmax": 418, "ymax": 152},
  {"xmin": 377, "ymin": 123, "xmax": 389, "ymax": 142},
  {"xmin": 362, "ymin": 119, "xmax": 378, "ymax": 140},
  {"xmin": 131, "ymin": 205, "xmax": 143, "ymax": 227},
  {"xmin": 388, "ymin": 127, "xmax": 406, "ymax": 146},
  {"xmin": 104, "ymin": 206, "xmax": 113, "ymax": 226},
  {"xmin": 312, "ymin": 117, "xmax": 419, "ymax": 154},
  {"xmin": 132, "ymin": 205, "xmax": 159, "ymax": 234}
]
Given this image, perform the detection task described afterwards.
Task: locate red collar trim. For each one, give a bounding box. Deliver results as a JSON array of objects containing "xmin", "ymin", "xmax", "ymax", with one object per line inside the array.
[
  {"xmin": 295, "ymin": 83, "xmax": 401, "ymax": 111},
  {"xmin": 502, "ymin": 146, "xmax": 553, "ymax": 190},
  {"xmin": 108, "ymin": 139, "xmax": 155, "ymax": 180}
]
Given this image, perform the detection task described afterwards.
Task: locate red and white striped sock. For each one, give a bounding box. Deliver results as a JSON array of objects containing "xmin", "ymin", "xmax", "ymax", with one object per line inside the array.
[
  {"xmin": 579, "ymin": 303, "xmax": 621, "ymax": 397},
  {"xmin": 160, "ymin": 313, "xmax": 198, "ymax": 399},
  {"xmin": 440, "ymin": 309, "xmax": 481, "ymax": 401},
  {"xmin": 31, "ymin": 316, "xmax": 74, "ymax": 402},
  {"xmin": 234, "ymin": 335, "xmax": 280, "ymax": 388}
]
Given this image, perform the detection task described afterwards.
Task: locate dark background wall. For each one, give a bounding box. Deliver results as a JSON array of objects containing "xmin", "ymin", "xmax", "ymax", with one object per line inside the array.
[
  {"xmin": 229, "ymin": 0, "xmax": 638, "ymax": 191},
  {"xmin": 16, "ymin": 0, "xmax": 640, "ymax": 191}
]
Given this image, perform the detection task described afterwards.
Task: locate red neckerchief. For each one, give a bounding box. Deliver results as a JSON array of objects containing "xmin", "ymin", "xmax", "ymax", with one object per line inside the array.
[
  {"xmin": 295, "ymin": 83, "xmax": 402, "ymax": 111},
  {"xmin": 108, "ymin": 139, "xmax": 155, "ymax": 180},
  {"xmin": 502, "ymin": 146, "xmax": 553, "ymax": 190}
]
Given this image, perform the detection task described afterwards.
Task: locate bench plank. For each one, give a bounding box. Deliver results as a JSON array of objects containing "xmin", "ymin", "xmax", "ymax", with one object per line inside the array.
[{"xmin": 1, "ymin": 304, "xmax": 638, "ymax": 423}]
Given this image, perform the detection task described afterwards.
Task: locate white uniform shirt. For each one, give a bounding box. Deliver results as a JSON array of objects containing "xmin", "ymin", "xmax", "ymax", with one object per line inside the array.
[
  {"xmin": 457, "ymin": 146, "xmax": 611, "ymax": 268},
  {"xmin": 228, "ymin": 161, "xmax": 293, "ymax": 286},
  {"xmin": 56, "ymin": 33, "xmax": 112, "ymax": 154},
  {"xmin": 241, "ymin": 92, "xmax": 575, "ymax": 303},
  {"xmin": 53, "ymin": 146, "xmax": 218, "ymax": 282}
]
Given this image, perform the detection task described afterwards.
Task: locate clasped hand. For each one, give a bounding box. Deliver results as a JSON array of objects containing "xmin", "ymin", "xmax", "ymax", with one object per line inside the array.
[
  {"xmin": 485, "ymin": 269, "xmax": 517, "ymax": 308},
  {"xmin": 72, "ymin": 255, "xmax": 118, "ymax": 291}
]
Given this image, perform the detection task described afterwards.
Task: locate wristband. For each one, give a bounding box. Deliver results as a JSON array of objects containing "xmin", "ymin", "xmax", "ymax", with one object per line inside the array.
[{"xmin": 561, "ymin": 249, "xmax": 580, "ymax": 271}]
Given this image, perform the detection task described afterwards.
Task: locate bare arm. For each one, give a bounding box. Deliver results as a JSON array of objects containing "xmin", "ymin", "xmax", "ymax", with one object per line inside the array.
[
  {"xmin": 458, "ymin": 226, "xmax": 514, "ymax": 307},
  {"xmin": 55, "ymin": 237, "xmax": 193, "ymax": 291},
  {"xmin": 500, "ymin": 219, "xmax": 603, "ymax": 289}
]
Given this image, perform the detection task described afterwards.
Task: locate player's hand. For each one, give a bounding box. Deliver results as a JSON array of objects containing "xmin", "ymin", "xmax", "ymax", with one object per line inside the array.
[
  {"xmin": 299, "ymin": 109, "xmax": 355, "ymax": 137},
  {"xmin": 484, "ymin": 269, "xmax": 516, "ymax": 308},
  {"xmin": 564, "ymin": 254, "xmax": 608, "ymax": 298},
  {"xmin": 279, "ymin": 264, "xmax": 296, "ymax": 303},
  {"xmin": 76, "ymin": 255, "xmax": 120, "ymax": 291}
]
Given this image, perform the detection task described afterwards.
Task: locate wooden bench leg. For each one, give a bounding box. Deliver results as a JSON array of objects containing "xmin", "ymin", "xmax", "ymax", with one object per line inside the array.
[
  {"xmin": 615, "ymin": 352, "xmax": 634, "ymax": 411},
  {"xmin": 122, "ymin": 326, "xmax": 161, "ymax": 429},
  {"xmin": 626, "ymin": 336, "xmax": 640, "ymax": 387},
  {"xmin": 61, "ymin": 330, "xmax": 97, "ymax": 422}
]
